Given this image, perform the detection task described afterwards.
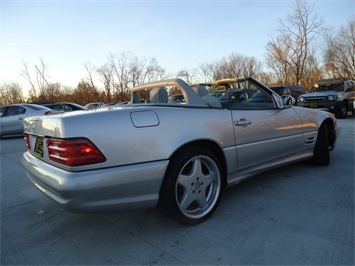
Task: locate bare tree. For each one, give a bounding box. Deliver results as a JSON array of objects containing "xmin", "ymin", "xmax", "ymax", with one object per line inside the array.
[
  {"xmin": 97, "ymin": 52, "xmax": 166, "ymax": 102},
  {"xmin": 265, "ymin": 34, "xmax": 293, "ymax": 84},
  {"xmin": 71, "ymin": 81, "xmax": 101, "ymax": 105},
  {"xmin": 0, "ymin": 83, "xmax": 24, "ymax": 105},
  {"xmin": 196, "ymin": 53, "xmax": 262, "ymax": 81},
  {"xmin": 258, "ymin": 71, "xmax": 278, "ymax": 86},
  {"xmin": 20, "ymin": 59, "xmax": 37, "ymax": 98},
  {"xmin": 265, "ymin": 0, "xmax": 324, "ymax": 85},
  {"xmin": 97, "ymin": 63, "xmax": 114, "ymax": 103},
  {"xmin": 20, "ymin": 57, "xmax": 53, "ymax": 101},
  {"xmin": 324, "ymin": 18, "xmax": 355, "ymax": 79},
  {"xmin": 137, "ymin": 57, "xmax": 166, "ymax": 84},
  {"xmin": 197, "ymin": 62, "xmax": 219, "ymax": 82},
  {"xmin": 176, "ymin": 69, "xmax": 195, "ymax": 83},
  {"xmin": 34, "ymin": 58, "xmax": 50, "ymax": 98},
  {"xmin": 84, "ymin": 62, "xmax": 97, "ymax": 90},
  {"xmin": 108, "ymin": 52, "xmax": 130, "ymax": 95},
  {"xmin": 219, "ymin": 53, "xmax": 262, "ymax": 79}
]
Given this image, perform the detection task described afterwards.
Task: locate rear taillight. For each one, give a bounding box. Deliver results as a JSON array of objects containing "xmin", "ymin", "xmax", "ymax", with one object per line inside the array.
[
  {"xmin": 47, "ymin": 138, "xmax": 106, "ymax": 166},
  {"xmin": 44, "ymin": 111, "xmax": 52, "ymax": 115},
  {"xmin": 24, "ymin": 134, "xmax": 31, "ymax": 149}
]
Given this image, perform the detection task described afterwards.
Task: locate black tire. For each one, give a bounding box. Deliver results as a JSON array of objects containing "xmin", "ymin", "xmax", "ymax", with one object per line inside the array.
[
  {"xmin": 311, "ymin": 123, "xmax": 330, "ymax": 166},
  {"xmin": 336, "ymin": 102, "xmax": 348, "ymax": 118},
  {"xmin": 158, "ymin": 146, "xmax": 224, "ymax": 225}
]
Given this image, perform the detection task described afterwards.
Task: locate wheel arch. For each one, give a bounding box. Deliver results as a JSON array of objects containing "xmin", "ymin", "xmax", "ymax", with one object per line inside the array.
[
  {"xmin": 322, "ymin": 117, "xmax": 336, "ymax": 151},
  {"xmin": 168, "ymin": 139, "xmax": 228, "ymax": 188}
]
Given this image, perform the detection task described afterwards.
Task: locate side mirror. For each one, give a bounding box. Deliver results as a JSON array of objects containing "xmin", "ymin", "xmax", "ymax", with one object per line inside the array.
[{"xmin": 281, "ymin": 95, "xmax": 296, "ymax": 106}]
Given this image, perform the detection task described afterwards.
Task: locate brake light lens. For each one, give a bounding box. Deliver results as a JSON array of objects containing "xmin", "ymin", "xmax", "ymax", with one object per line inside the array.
[
  {"xmin": 24, "ymin": 133, "xmax": 31, "ymax": 149},
  {"xmin": 47, "ymin": 138, "xmax": 106, "ymax": 166}
]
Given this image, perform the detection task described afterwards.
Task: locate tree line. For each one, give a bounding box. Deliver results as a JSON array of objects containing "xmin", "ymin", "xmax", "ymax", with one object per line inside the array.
[{"xmin": 1, "ymin": 0, "xmax": 354, "ymax": 106}]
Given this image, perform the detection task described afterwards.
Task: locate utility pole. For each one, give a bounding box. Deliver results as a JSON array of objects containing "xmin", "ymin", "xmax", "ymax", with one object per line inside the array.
[{"xmin": 34, "ymin": 65, "xmax": 51, "ymax": 89}]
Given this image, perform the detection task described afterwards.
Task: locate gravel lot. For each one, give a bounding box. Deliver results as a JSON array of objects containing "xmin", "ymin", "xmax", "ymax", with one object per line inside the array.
[{"xmin": 1, "ymin": 117, "xmax": 354, "ymax": 265}]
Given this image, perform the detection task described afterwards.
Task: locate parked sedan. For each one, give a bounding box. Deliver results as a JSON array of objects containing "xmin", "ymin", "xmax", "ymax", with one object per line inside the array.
[
  {"xmin": 22, "ymin": 78, "xmax": 338, "ymax": 225},
  {"xmin": 0, "ymin": 104, "xmax": 53, "ymax": 138},
  {"xmin": 43, "ymin": 102, "xmax": 86, "ymax": 112}
]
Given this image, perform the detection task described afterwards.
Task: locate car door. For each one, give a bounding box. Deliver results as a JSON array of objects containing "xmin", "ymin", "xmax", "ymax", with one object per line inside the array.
[
  {"xmin": 1, "ymin": 106, "xmax": 27, "ymax": 134},
  {"xmin": 231, "ymin": 88, "xmax": 304, "ymax": 171}
]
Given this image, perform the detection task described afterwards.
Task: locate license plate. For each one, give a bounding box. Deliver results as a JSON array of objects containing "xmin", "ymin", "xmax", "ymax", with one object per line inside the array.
[
  {"xmin": 34, "ymin": 137, "xmax": 44, "ymax": 157},
  {"xmin": 310, "ymin": 103, "xmax": 318, "ymax": 108}
]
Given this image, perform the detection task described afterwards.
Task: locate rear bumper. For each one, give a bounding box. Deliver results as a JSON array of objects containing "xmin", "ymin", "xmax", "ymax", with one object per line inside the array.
[{"xmin": 22, "ymin": 151, "xmax": 168, "ymax": 212}]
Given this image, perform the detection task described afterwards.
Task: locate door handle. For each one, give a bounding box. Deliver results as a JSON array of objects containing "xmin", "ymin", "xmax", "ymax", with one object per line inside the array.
[{"xmin": 234, "ymin": 118, "xmax": 251, "ymax": 127}]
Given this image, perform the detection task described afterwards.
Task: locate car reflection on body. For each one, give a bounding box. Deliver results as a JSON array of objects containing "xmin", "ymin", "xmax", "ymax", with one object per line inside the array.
[{"xmin": 22, "ymin": 77, "xmax": 338, "ymax": 225}]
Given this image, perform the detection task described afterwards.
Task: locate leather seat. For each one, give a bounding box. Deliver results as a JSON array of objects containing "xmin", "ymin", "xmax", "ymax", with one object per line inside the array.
[{"xmin": 193, "ymin": 86, "xmax": 222, "ymax": 108}]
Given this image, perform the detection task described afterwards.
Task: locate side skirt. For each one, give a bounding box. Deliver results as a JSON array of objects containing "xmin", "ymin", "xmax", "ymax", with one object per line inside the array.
[{"xmin": 226, "ymin": 149, "xmax": 314, "ymax": 187}]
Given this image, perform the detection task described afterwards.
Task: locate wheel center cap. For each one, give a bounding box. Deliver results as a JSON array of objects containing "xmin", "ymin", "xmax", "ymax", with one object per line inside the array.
[{"xmin": 194, "ymin": 181, "xmax": 201, "ymax": 190}]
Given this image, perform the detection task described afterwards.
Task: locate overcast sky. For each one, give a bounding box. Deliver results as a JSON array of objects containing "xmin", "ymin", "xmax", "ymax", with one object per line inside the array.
[{"xmin": 1, "ymin": 0, "xmax": 354, "ymax": 93}]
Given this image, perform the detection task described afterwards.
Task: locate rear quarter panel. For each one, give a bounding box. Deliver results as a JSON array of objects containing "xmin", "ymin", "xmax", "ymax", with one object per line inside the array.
[{"xmin": 43, "ymin": 106, "xmax": 236, "ymax": 171}]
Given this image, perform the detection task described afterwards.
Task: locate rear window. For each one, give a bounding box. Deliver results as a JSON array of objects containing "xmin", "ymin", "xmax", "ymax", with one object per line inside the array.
[{"xmin": 24, "ymin": 104, "xmax": 50, "ymax": 111}]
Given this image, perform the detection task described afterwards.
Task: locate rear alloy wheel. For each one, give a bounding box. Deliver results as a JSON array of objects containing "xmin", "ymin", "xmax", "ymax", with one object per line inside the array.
[
  {"xmin": 311, "ymin": 123, "xmax": 330, "ymax": 166},
  {"xmin": 158, "ymin": 146, "xmax": 223, "ymax": 225}
]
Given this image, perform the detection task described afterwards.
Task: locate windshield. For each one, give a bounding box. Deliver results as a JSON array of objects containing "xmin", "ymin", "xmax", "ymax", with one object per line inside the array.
[
  {"xmin": 309, "ymin": 83, "xmax": 344, "ymax": 92},
  {"xmin": 168, "ymin": 94, "xmax": 184, "ymax": 103},
  {"xmin": 219, "ymin": 91, "xmax": 241, "ymax": 100}
]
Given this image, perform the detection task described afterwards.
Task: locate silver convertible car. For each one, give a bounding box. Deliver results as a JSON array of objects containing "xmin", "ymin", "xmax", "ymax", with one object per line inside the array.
[{"xmin": 22, "ymin": 77, "xmax": 338, "ymax": 225}]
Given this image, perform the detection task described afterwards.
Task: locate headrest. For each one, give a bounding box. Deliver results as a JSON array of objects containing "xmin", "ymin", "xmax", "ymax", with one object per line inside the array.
[
  {"xmin": 192, "ymin": 86, "xmax": 208, "ymax": 97},
  {"xmin": 150, "ymin": 87, "xmax": 168, "ymax": 103}
]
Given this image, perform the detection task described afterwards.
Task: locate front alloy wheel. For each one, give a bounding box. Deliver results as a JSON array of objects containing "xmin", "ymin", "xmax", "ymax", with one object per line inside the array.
[
  {"xmin": 158, "ymin": 146, "xmax": 223, "ymax": 225},
  {"xmin": 337, "ymin": 102, "xmax": 348, "ymax": 118}
]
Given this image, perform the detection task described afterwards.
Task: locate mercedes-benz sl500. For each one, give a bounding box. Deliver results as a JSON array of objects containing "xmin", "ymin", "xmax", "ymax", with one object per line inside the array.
[{"xmin": 22, "ymin": 77, "xmax": 338, "ymax": 225}]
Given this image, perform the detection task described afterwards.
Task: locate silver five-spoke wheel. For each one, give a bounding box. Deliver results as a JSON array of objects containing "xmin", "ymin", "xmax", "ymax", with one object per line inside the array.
[
  {"xmin": 176, "ymin": 155, "xmax": 221, "ymax": 219},
  {"xmin": 158, "ymin": 146, "xmax": 224, "ymax": 225}
]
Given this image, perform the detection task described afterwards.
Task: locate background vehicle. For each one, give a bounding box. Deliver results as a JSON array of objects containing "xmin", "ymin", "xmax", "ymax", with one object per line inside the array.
[
  {"xmin": 0, "ymin": 104, "xmax": 53, "ymax": 138},
  {"xmin": 22, "ymin": 78, "xmax": 338, "ymax": 225},
  {"xmin": 84, "ymin": 102, "xmax": 104, "ymax": 109},
  {"xmin": 269, "ymin": 85, "xmax": 307, "ymax": 105},
  {"xmin": 43, "ymin": 102, "xmax": 86, "ymax": 112},
  {"xmin": 297, "ymin": 77, "xmax": 355, "ymax": 118}
]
